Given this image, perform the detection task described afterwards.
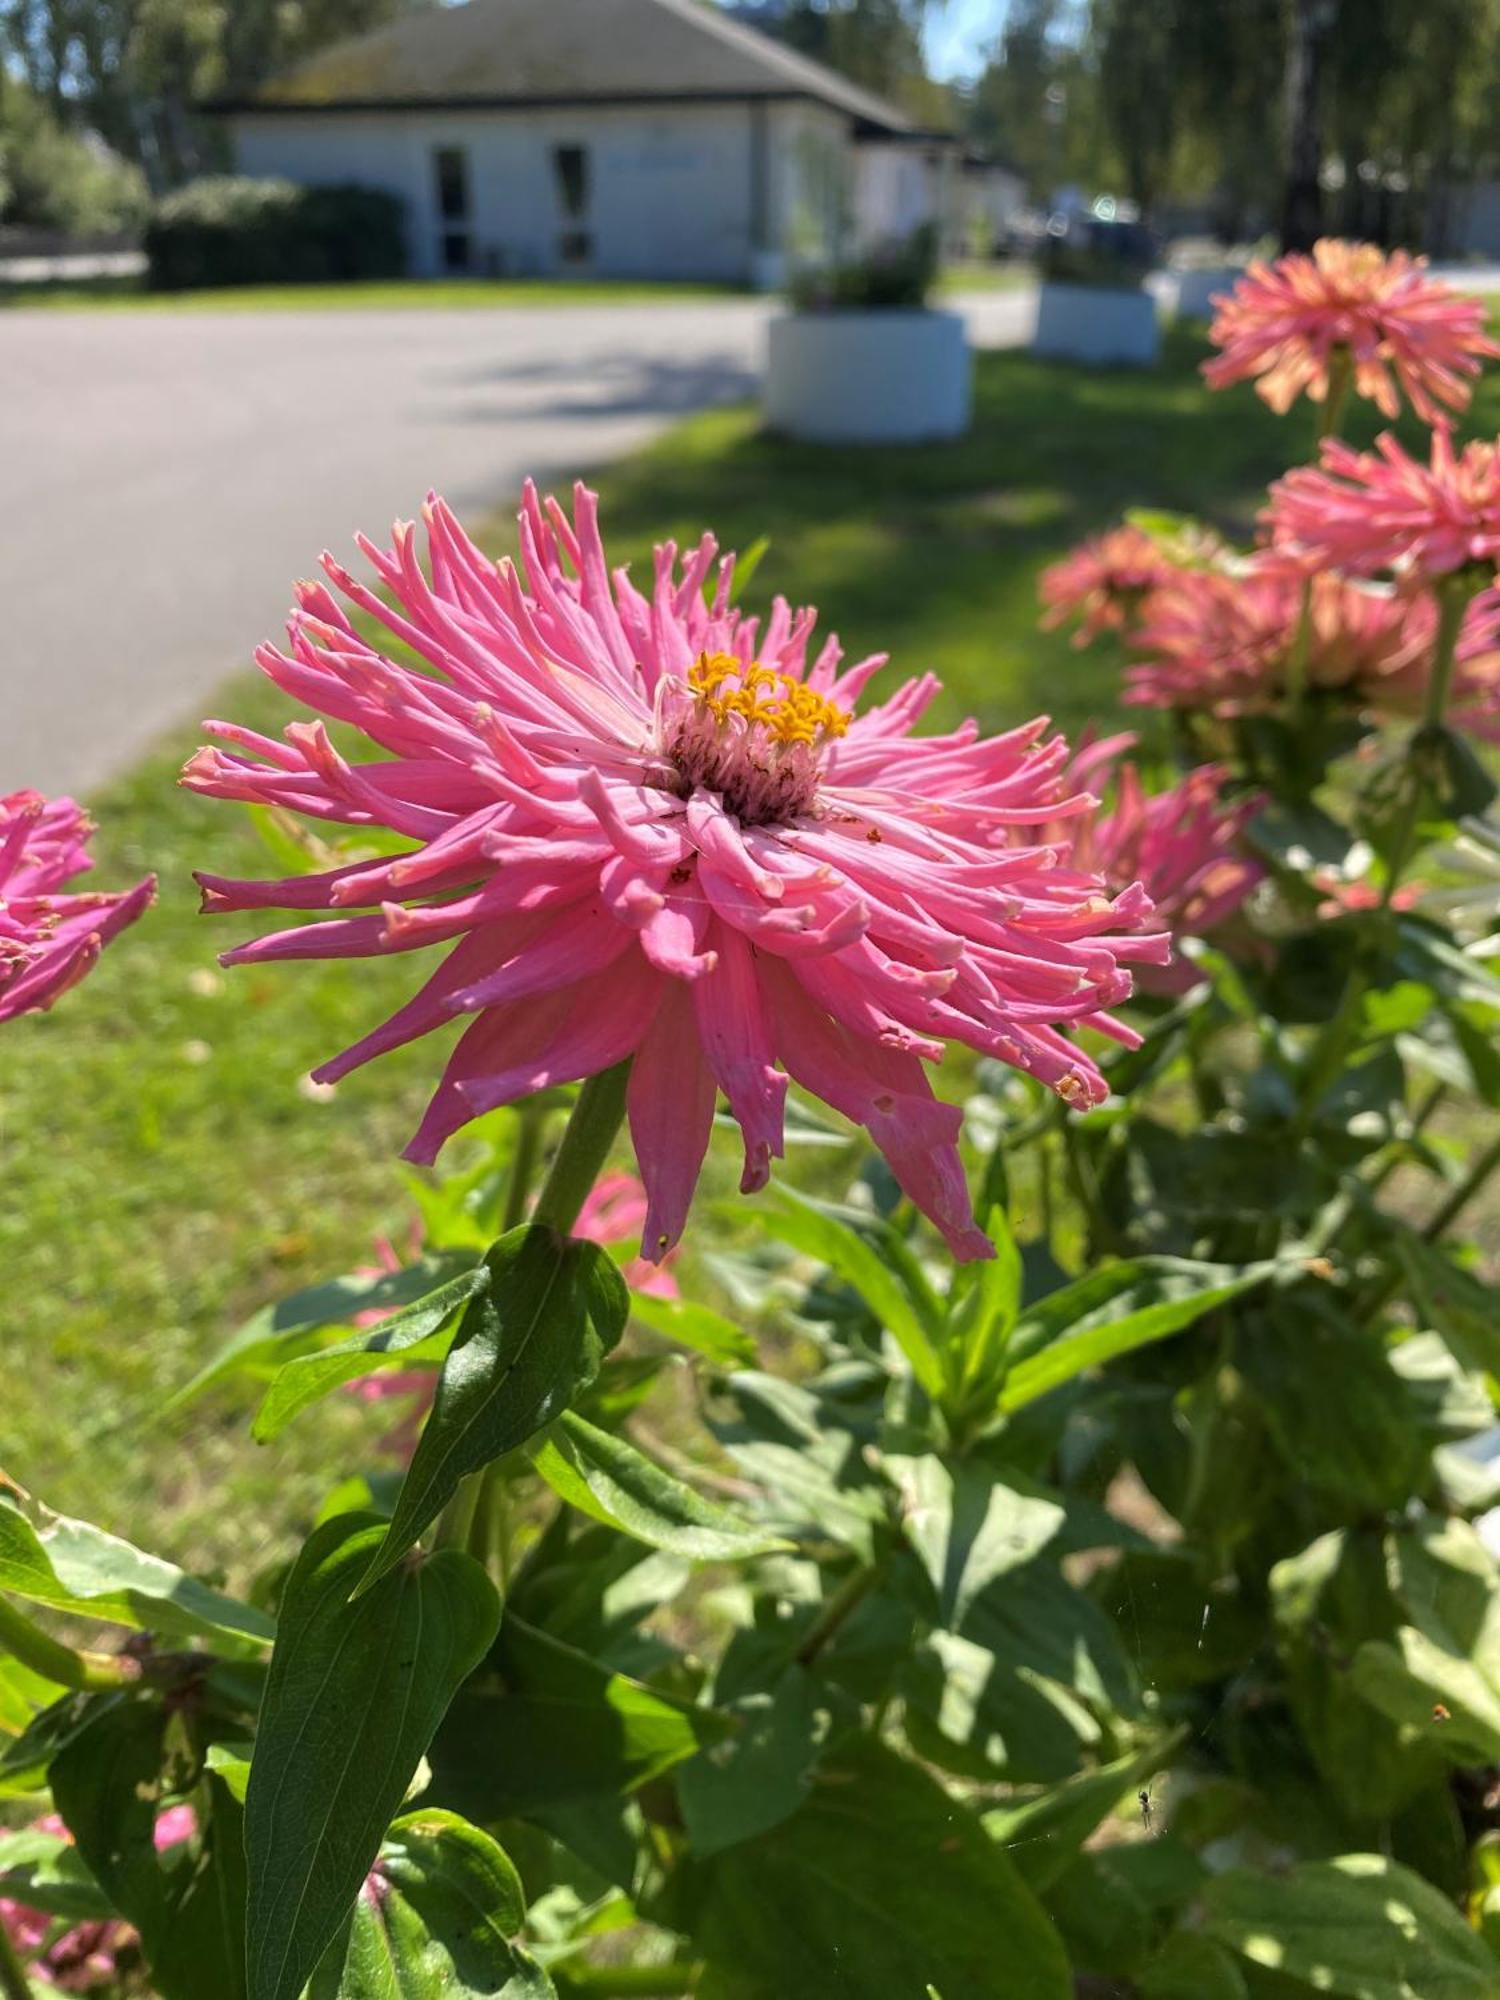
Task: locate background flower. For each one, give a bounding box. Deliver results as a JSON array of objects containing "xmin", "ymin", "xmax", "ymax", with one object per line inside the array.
[
  {"xmin": 0, "ymin": 792, "xmax": 154, "ymax": 1025},
  {"xmin": 1203, "ymin": 239, "xmax": 1498, "ymax": 422},
  {"xmin": 189, "ymin": 484, "xmax": 1159, "ymax": 1261},
  {"xmin": 1267, "ymin": 427, "xmax": 1500, "ymax": 581},
  {"xmin": 1040, "ymin": 523, "xmax": 1179, "ymax": 643}
]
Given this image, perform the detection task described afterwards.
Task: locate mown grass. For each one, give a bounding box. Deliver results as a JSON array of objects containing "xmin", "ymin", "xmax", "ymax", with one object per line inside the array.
[
  {"xmin": 0, "ymin": 321, "xmax": 1456, "ymax": 1569},
  {"xmin": 0, "ymin": 273, "xmax": 745, "ymax": 313}
]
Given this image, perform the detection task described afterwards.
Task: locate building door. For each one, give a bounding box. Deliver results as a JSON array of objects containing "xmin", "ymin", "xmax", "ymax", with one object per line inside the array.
[
  {"xmin": 432, "ymin": 146, "xmax": 472, "ymax": 272},
  {"xmin": 552, "ymin": 143, "xmax": 592, "ymax": 270}
]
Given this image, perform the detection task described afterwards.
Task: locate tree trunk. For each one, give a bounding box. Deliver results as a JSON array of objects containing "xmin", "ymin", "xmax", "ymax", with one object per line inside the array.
[{"xmin": 1280, "ymin": 0, "xmax": 1331, "ymax": 251}]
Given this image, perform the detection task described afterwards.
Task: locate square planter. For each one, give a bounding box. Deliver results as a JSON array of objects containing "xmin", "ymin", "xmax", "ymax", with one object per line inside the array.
[
  {"xmin": 1172, "ymin": 265, "xmax": 1244, "ymax": 321},
  {"xmin": 764, "ymin": 308, "xmax": 972, "ymax": 443},
  {"xmin": 1031, "ymin": 282, "xmax": 1161, "ymax": 366}
]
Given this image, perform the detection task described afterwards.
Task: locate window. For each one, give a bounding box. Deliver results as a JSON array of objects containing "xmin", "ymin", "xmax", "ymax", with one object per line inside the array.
[
  {"xmin": 433, "ymin": 146, "xmax": 470, "ymax": 222},
  {"xmin": 552, "ymin": 143, "xmax": 590, "ymax": 221},
  {"xmin": 432, "ymin": 146, "xmax": 472, "ymax": 271}
]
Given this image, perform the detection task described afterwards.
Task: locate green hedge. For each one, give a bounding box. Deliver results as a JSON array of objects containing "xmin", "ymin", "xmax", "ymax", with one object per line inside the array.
[{"xmin": 144, "ymin": 176, "xmax": 406, "ymax": 291}]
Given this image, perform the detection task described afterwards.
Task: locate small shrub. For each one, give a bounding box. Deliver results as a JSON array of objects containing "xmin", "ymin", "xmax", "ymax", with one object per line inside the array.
[
  {"xmin": 1040, "ymin": 214, "xmax": 1157, "ymax": 290},
  {"xmin": 143, "ymin": 176, "xmax": 406, "ymax": 291},
  {"xmin": 789, "ymin": 220, "xmax": 938, "ymax": 311}
]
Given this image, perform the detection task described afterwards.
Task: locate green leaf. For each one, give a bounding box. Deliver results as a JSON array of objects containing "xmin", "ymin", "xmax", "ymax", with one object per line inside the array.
[
  {"xmin": 999, "ymin": 1258, "xmax": 1279, "ymax": 1413},
  {"xmin": 708, "ymin": 1371, "xmax": 890, "ymax": 1561},
  {"xmin": 1140, "ymin": 1935, "xmax": 1248, "ymax": 2000},
  {"xmin": 761, "ymin": 1187, "xmax": 945, "ymax": 1392},
  {"xmin": 362, "ymin": 1226, "xmax": 629, "ymax": 1592},
  {"xmin": 625, "ymin": 1290, "xmax": 756, "ymax": 1367},
  {"xmin": 0, "ymin": 1822, "xmax": 113, "ymax": 1920},
  {"xmin": 308, "ymin": 1810, "xmax": 553, "ymax": 2000},
  {"xmin": 528, "ymin": 1412, "xmax": 790, "ymax": 1561},
  {"xmin": 50, "ymin": 1700, "xmax": 249, "ymax": 2000},
  {"xmin": 982, "ymin": 1730, "xmax": 1188, "ymax": 1892},
  {"xmin": 692, "ymin": 1733, "xmax": 1071, "ymax": 2000},
  {"xmin": 1201, "ymin": 1854, "xmax": 1497, "ymax": 2000},
  {"xmin": 896, "ymin": 1456, "xmax": 1067, "ymax": 1627},
  {"xmin": 0, "ymin": 1492, "xmax": 273, "ymax": 1646},
  {"xmin": 251, "ymin": 1265, "xmax": 489, "ymax": 1442},
  {"xmin": 427, "ymin": 1614, "xmax": 726, "ymax": 1825},
  {"xmin": 245, "ymin": 1513, "xmax": 501, "ymax": 2000},
  {"xmin": 943, "ymin": 1207, "xmax": 1022, "ymax": 1415},
  {"xmin": 678, "ymin": 1664, "xmax": 831, "ymax": 1859},
  {"xmin": 166, "ymin": 1255, "xmax": 476, "ymax": 1412}
]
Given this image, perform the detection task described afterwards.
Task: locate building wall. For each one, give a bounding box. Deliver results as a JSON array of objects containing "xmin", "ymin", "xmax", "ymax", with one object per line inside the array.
[{"xmin": 230, "ymin": 101, "xmax": 850, "ymax": 283}]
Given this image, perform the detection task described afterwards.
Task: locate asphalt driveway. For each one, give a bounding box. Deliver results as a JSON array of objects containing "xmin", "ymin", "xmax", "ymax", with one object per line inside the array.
[{"xmin": 0, "ymin": 289, "xmax": 1032, "ymax": 797}]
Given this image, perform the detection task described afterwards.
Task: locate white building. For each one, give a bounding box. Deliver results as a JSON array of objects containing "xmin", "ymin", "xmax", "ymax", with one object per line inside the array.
[{"xmin": 217, "ymin": 0, "xmax": 925, "ymax": 288}]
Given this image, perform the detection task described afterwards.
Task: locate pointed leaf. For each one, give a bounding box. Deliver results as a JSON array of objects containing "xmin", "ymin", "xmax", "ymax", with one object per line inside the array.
[
  {"xmin": 982, "ymin": 1730, "xmax": 1188, "ymax": 1891},
  {"xmin": 362, "ymin": 1226, "xmax": 629, "ymax": 1592},
  {"xmin": 0, "ymin": 1493, "xmax": 273, "ymax": 1646},
  {"xmin": 999, "ymin": 1258, "xmax": 1280, "ymax": 1412},
  {"xmin": 626, "ymin": 1290, "xmax": 756, "ymax": 1367},
  {"xmin": 0, "ymin": 1823, "xmax": 113, "ymax": 1920},
  {"xmin": 762, "ymin": 1187, "xmax": 945, "ymax": 1392},
  {"xmin": 166, "ymin": 1256, "xmax": 477, "ymax": 1412},
  {"xmin": 529, "ymin": 1412, "xmax": 790, "ymax": 1560},
  {"xmin": 251, "ymin": 1266, "xmax": 489, "ymax": 1442},
  {"xmin": 245, "ymin": 1513, "xmax": 501, "ymax": 2000}
]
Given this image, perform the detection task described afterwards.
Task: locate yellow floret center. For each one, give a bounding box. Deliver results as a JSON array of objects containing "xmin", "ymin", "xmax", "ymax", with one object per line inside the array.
[{"xmin": 689, "ymin": 651, "xmax": 849, "ymax": 748}]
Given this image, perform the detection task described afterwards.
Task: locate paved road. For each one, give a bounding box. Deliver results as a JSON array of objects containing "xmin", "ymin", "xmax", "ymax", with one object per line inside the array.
[{"xmin": 0, "ymin": 289, "xmax": 1033, "ymax": 798}]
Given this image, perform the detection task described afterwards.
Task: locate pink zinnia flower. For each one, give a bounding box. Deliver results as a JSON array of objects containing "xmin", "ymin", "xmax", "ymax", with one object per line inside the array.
[
  {"xmin": 1040, "ymin": 525, "xmax": 1179, "ymax": 644},
  {"xmin": 187, "ymin": 484, "xmax": 1158, "ymax": 1261},
  {"xmin": 1203, "ymin": 239, "xmax": 1499, "ymax": 423},
  {"xmin": 1267, "ymin": 427, "xmax": 1500, "ymax": 583},
  {"xmin": 0, "ymin": 1810, "xmax": 193, "ymax": 1993},
  {"xmin": 1028, "ymin": 736, "xmax": 1262, "ymax": 986},
  {"xmin": 1127, "ymin": 555, "xmax": 1500, "ymax": 733},
  {"xmin": 0, "ymin": 793, "xmax": 154, "ymax": 1024}
]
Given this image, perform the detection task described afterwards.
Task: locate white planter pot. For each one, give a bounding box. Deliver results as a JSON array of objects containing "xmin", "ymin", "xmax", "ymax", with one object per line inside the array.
[
  {"xmin": 1172, "ymin": 266, "xmax": 1243, "ymax": 321},
  {"xmin": 764, "ymin": 308, "xmax": 972, "ymax": 443},
  {"xmin": 1031, "ymin": 282, "xmax": 1161, "ymax": 366}
]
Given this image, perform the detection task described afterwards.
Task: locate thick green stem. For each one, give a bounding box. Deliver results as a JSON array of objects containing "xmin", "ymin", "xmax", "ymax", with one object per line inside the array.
[
  {"xmin": 531, "ymin": 1060, "xmax": 632, "ymax": 1236},
  {"xmin": 796, "ymin": 1563, "xmax": 879, "ymax": 1666},
  {"xmin": 0, "ymin": 1909, "xmax": 35, "ymax": 2000},
  {"xmin": 0, "ymin": 1593, "xmax": 136, "ymax": 1692}
]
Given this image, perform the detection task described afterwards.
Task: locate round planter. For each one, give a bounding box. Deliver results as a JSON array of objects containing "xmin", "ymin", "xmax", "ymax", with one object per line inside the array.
[
  {"xmin": 764, "ymin": 308, "xmax": 972, "ymax": 443},
  {"xmin": 1031, "ymin": 282, "xmax": 1161, "ymax": 366},
  {"xmin": 1172, "ymin": 265, "xmax": 1243, "ymax": 321}
]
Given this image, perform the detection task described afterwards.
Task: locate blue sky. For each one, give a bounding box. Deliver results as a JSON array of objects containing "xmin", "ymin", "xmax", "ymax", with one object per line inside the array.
[{"xmin": 923, "ymin": 0, "xmax": 1002, "ymax": 82}]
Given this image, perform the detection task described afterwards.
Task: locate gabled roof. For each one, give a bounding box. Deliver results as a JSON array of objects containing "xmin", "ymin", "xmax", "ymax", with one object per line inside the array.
[{"xmin": 221, "ymin": 0, "xmax": 915, "ymax": 136}]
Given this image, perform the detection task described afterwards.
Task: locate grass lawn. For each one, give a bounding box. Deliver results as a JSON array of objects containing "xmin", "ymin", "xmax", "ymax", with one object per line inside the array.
[
  {"xmin": 0, "ymin": 323, "xmax": 1427, "ymax": 1572},
  {"xmin": 0, "ymin": 273, "xmax": 746, "ymax": 313}
]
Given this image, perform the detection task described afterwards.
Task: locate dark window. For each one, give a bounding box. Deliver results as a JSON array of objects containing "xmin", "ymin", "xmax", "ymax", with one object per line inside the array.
[
  {"xmin": 558, "ymin": 229, "xmax": 593, "ymax": 266},
  {"xmin": 552, "ymin": 144, "xmax": 590, "ymax": 221},
  {"xmin": 433, "ymin": 147, "xmax": 470, "ymax": 223},
  {"xmin": 441, "ymin": 230, "xmax": 472, "ymax": 273}
]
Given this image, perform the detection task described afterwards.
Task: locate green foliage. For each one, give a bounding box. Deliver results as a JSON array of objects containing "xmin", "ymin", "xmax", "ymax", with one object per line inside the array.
[
  {"xmin": 244, "ymin": 1514, "xmax": 500, "ymax": 2000},
  {"xmin": 0, "ymin": 74, "xmax": 148, "ymax": 234},
  {"xmin": 144, "ymin": 177, "xmax": 406, "ymax": 291}
]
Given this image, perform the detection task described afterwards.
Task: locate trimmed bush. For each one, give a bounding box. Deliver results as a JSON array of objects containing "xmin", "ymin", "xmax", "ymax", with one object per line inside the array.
[{"xmin": 144, "ymin": 176, "xmax": 405, "ymax": 291}]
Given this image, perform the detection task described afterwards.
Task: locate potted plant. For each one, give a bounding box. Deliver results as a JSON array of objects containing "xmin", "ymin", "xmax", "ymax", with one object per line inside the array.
[
  {"xmin": 1169, "ymin": 239, "xmax": 1253, "ymax": 320},
  {"xmin": 1032, "ymin": 214, "xmax": 1161, "ymax": 365},
  {"xmin": 764, "ymin": 223, "xmax": 971, "ymax": 443}
]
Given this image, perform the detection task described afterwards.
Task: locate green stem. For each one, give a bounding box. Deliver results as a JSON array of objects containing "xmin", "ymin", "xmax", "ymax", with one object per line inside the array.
[
  {"xmin": 561, "ymin": 1965, "xmax": 702, "ymax": 1997},
  {"xmin": 1421, "ymin": 1129, "xmax": 1500, "ymax": 1244},
  {"xmin": 796, "ymin": 1563, "xmax": 879, "ymax": 1666},
  {"xmin": 0, "ymin": 1909, "xmax": 34, "ymax": 2000},
  {"xmin": 531, "ymin": 1060, "xmax": 633, "ymax": 1237},
  {"xmin": 0, "ymin": 1593, "xmax": 136, "ymax": 1692},
  {"xmin": 431, "ymin": 1472, "xmax": 482, "ymax": 1554},
  {"xmin": 501, "ymin": 1100, "xmax": 549, "ymax": 1233},
  {"xmin": 1378, "ymin": 575, "xmax": 1473, "ymax": 911},
  {"xmin": 1292, "ymin": 962, "xmax": 1367, "ymax": 1139},
  {"xmin": 1285, "ymin": 575, "xmax": 1314, "ymax": 718},
  {"xmin": 1316, "ymin": 346, "xmax": 1353, "ymax": 444}
]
